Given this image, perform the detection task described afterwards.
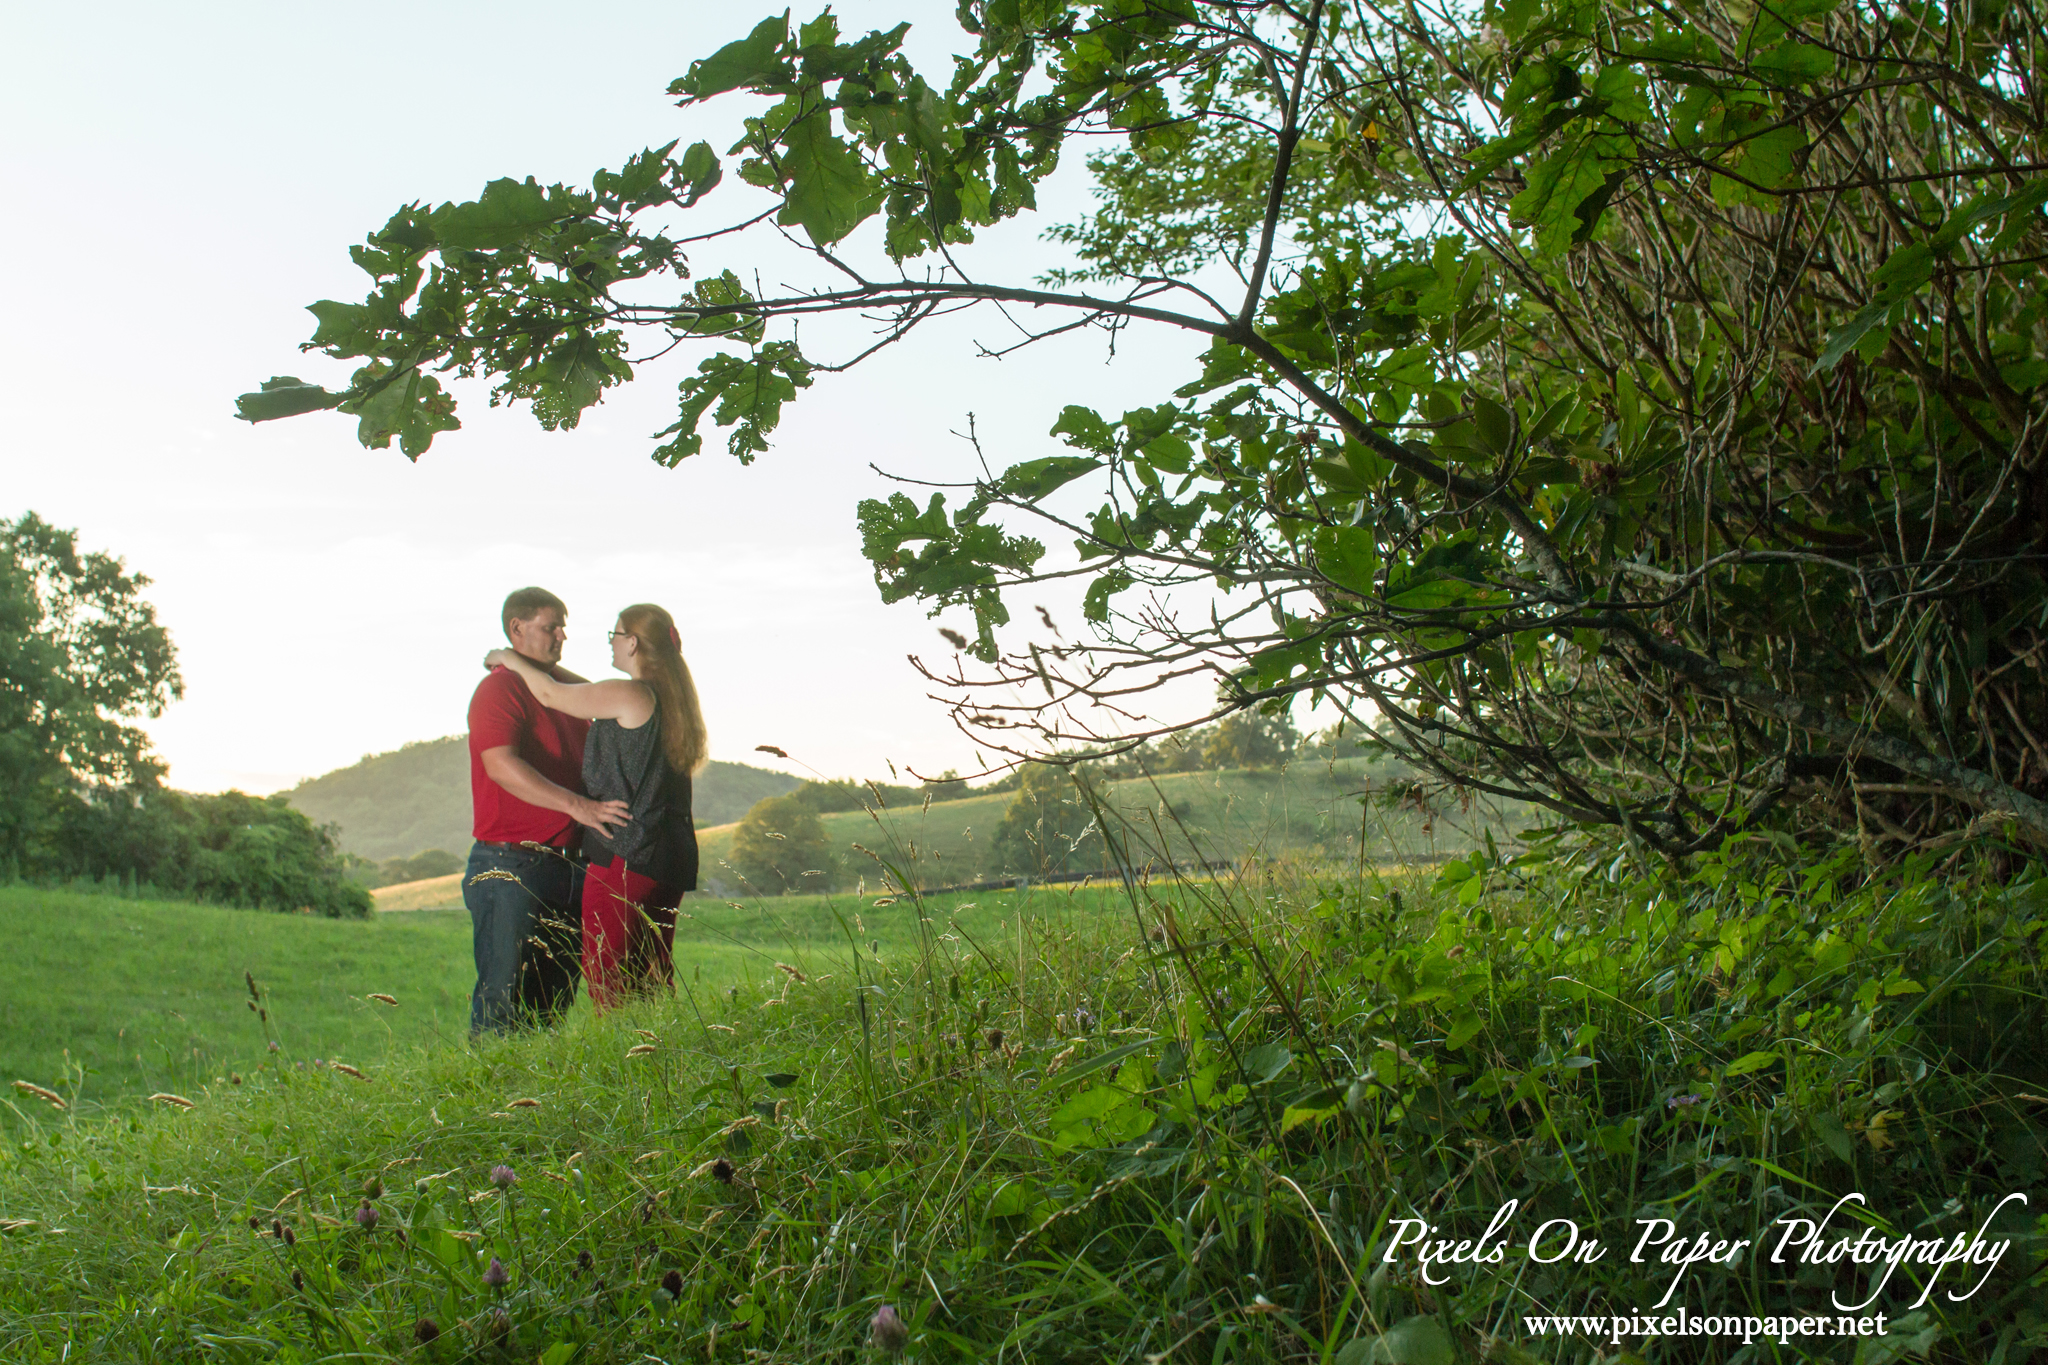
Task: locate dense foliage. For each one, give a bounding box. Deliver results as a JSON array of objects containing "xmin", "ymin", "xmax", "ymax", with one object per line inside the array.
[
  {"xmin": 991, "ymin": 760, "xmax": 1106, "ymax": 874},
  {"xmin": 50, "ymin": 786, "xmax": 372, "ymax": 918},
  {"xmin": 239, "ymin": 0, "xmax": 2048, "ymax": 857},
  {"xmin": 3, "ymin": 853, "xmax": 2041, "ymax": 1360},
  {"xmin": 0, "ymin": 513, "xmax": 181, "ymax": 869},
  {"xmin": 726, "ymin": 792, "xmax": 839, "ymax": 893}
]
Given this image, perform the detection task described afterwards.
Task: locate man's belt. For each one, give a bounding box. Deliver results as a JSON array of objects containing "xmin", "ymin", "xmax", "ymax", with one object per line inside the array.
[{"xmin": 475, "ymin": 839, "xmax": 587, "ymax": 861}]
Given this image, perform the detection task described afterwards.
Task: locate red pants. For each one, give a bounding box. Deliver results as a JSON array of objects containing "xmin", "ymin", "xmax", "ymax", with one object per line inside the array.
[{"xmin": 581, "ymin": 859, "xmax": 683, "ymax": 1011}]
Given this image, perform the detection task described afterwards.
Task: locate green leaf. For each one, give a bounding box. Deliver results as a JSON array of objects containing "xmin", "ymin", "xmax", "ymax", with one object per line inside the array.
[
  {"xmin": 778, "ymin": 104, "xmax": 880, "ymax": 246},
  {"xmin": 1524, "ymin": 392, "xmax": 1579, "ymax": 445},
  {"xmin": 1041, "ymin": 1038, "xmax": 1155, "ymax": 1089},
  {"xmin": 1811, "ymin": 1110, "xmax": 1854, "ymax": 1164},
  {"xmin": 763, "ymin": 1072, "xmax": 799, "ymax": 1088},
  {"xmin": 676, "ymin": 141, "xmax": 724, "ymax": 205},
  {"xmin": 429, "ymin": 177, "xmax": 580, "ymax": 252},
  {"xmin": 233, "ymin": 377, "xmax": 345, "ymax": 423},
  {"xmin": 1050, "ymin": 1084, "xmax": 1132, "ymax": 1127},
  {"xmin": 1723, "ymin": 1049, "xmax": 1779, "ymax": 1077},
  {"xmin": 982, "ymin": 1178, "xmax": 1042, "ymax": 1218},
  {"xmin": 672, "ymin": 14, "xmax": 790, "ymax": 100},
  {"xmin": 1082, "ymin": 570, "xmax": 1133, "ymax": 622},
  {"xmin": 1446, "ymin": 1011, "xmax": 1483, "ymax": 1051},
  {"xmin": 1050, "ymin": 405, "xmax": 1118, "ymax": 455},
  {"xmin": 1511, "ymin": 139, "xmax": 1618, "ymax": 256},
  {"xmin": 1313, "ymin": 526, "xmax": 1381, "ymax": 597},
  {"xmin": 655, "ymin": 342, "xmax": 813, "ymax": 465},
  {"xmin": 1242, "ymin": 1042, "xmax": 1294, "ymax": 1084},
  {"xmin": 991, "ymin": 455, "xmax": 1101, "ymax": 502},
  {"xmin": 1472, "ymin": 395, "xmax": 1513, "ymax": 454},
  {"xmin": 594, "ymin": 139, "xmax": 683, "ymax": 210},
  {"xmin": 349, "ymin": 367, "xmax": 459, "ymax": 458},
  {"xmin": 1336, "ymin": 1315, "xmax": 1456, "ymax": 1365}
]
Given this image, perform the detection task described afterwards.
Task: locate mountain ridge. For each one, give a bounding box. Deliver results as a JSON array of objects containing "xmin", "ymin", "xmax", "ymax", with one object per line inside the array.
[{"xmin": 284, "ymin": 736, "xmax": 799, "ymax": 861}]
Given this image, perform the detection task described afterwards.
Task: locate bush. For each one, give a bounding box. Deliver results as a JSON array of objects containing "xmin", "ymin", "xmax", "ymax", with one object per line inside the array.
[
  {"xmin": 728, "ymin": 794, "xmax": 838, "ymax": 894},
  {"xmin": 990, "ymin": 764, "xmax": 1103, "ymax": 876},
  {"xmin": 43, "ymin": 785, "xmax": 371, "ymax": 917}
]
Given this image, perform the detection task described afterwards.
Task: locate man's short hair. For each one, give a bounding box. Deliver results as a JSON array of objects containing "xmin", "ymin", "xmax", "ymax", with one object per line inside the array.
[{"xmin": 502, "ymin": 587, "xmax": 567, "ymax": 639}]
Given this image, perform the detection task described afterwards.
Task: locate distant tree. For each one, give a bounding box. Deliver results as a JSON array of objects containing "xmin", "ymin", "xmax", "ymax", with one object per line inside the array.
[
  {"xmin": 0, "ymin": 514, "xmax": 181, "ymax": 871},
  {"xmin": 1203, "ymin": 709, "xmax": 1299, "ymax": 771},
  {"xmin": 990, "ymin": 765, "xmax": 1101, "ymax": 877},
  {"xmin": 53, "ymin": 788, "xmax": 372, "ymax": 917},
  {"xmin": 729, "ymin": 794, "xmax": 838, "ymax": 894}
]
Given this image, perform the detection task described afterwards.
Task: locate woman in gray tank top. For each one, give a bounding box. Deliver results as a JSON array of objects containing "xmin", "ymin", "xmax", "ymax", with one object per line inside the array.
[{"xmin": 485, "ymin": 603, "xmax": 706, "ymax": 1009}]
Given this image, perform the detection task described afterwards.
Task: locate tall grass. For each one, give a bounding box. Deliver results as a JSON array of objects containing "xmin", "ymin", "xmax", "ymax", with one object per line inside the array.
[{"xmin": 0, "ymin": 837, "xmax": 2041, "ymax": 1362}]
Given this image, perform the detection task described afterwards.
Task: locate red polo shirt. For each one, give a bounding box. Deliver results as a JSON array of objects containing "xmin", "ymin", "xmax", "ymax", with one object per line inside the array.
[{"xmin": 468, "ymin": 666, "xmax": 590, "ymax": 847}]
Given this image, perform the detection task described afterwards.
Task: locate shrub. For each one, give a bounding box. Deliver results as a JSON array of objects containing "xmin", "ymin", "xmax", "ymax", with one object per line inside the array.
[
  {"xmin": 47, "ymin": 785, "xmax": 371, "ymax": 917},
  {"xmin": 991, "ymin": 764, "xmax": 1102, "ymax": 876},
  {"xmin": 728, "ymin": 794, "xmax": 838, "ymax": 894}
]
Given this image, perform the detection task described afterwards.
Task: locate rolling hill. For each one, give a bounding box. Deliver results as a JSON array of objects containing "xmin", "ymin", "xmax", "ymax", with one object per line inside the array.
[
  {"xmin": 285, "ymin": 736, "xmax": 798, "ymax": 861},
  {"xmin": 694, "ymin": 756, "xmax": 1525, "ymax": 896}
]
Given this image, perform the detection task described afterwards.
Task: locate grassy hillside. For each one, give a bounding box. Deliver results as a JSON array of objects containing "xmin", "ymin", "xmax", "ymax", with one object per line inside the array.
[
  {"xmin": 2, "ymin": 879, "xmax": 1192, "ymax": 1114},
  {"xmin": 0, "ymin": 887, "xmax": 478, "ymax": 1112},
  {"xmin": 285, "ymin": 736, "xmax": 798, "ymax": 861},
  {"xmin": 2, "ymin": 855, "xmax": 2039, "ymax": 1361},
  {"xmin": 698, "ymin": 756, "xmax": 1520, "ymax": 894}
]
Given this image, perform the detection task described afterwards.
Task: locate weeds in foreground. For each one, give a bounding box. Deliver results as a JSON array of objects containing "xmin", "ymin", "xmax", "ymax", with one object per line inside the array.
[{"xmin": 0, "ymin": 840, "xmax": 2043, "ymax": 1362}]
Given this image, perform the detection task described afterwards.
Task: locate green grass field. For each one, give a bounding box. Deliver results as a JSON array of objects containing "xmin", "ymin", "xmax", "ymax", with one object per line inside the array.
[
  {"xmin": 2, "ymin": 850, "xmax": 2040, "ymax": 1362},
  {"xmin": 1, "ymin": 876, "xmax": 1248, "ymax": 1118}
]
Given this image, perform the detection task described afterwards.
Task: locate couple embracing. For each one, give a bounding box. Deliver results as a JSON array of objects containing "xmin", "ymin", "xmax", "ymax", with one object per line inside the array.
[{"xmin": 463, "ymin": 587, "xmax": 704, "ymax": 1035}]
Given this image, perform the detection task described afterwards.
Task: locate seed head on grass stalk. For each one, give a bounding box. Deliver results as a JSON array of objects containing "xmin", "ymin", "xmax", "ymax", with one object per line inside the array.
[{"xmin": 11, "ymin": 1080, "xmax": 64, "ymax": 1111}]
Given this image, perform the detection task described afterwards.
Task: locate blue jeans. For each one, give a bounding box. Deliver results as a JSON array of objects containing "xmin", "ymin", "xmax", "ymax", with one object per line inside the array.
[{"xmin": 464, "ymin": 842, "xmax": 584, "ymax": 1035}]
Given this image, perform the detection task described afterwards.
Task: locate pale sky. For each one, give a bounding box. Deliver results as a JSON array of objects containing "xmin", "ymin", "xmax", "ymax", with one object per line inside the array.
[{"xmin": 2, "ymin": 1, "xmax": 1218, "ymax": 793}]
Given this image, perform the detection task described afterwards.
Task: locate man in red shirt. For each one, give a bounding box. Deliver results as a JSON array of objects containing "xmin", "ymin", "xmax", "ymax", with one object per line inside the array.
[{"xmin": 464, "ymin": 587, "xmax": 628, "ymax": 1034}]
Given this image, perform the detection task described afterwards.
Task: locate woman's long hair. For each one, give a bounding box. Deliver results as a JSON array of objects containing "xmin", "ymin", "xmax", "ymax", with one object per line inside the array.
[{"xmin": 617, "ymin": 603, "xmax": 707, "ymax": 774}]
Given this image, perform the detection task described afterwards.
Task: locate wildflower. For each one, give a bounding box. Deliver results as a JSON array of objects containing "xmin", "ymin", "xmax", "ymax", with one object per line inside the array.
[
  {"xmin": 661, "ymin": 1268, "xmax": 685, "ymax": 1298},
  {"xmin": 230, "ymin": 1073, "xmax": 242, "ymax": 1085},
  {"xmin": 485, "ymin": 1306, "xmax": 512, "ymax": 1341},
  {"xmin": 490, "ymin": 1164, "xmax": 518, "ymax": 1189},
  {"xmin": 355, "ymin": 1200, "xmax": 379, "ymax": 1231},
  {"xmin": 711, "ymin": 1158, "xmax": 735, "ymax": 1185},
  {"xmin": 267, "ymin": 1040, "xmax": 280, "ymax": 1053},
  {"xmin": 1668, "ymin": 1093, "xmax": 1703, "ymax": 1110},
  {"xmin": 575, "ymin": 1249, "xmax": 594, "ymax": 1273},
  {"xmin": 247, "ymin": 1216, "xmax": 263, "ymax": 1231},
  {"xmin": 871, "ymin": 1304, "xmax": 910, "ymax": 1354},
  {"xmin": 363, "ymin": 1177, "xmax": 383, "ymax": 1199},
  {"xmin": 985, "ymin": 1029, "xmax": 1004, "ymax": 1051},
  {"xmin": 291, "ymin": 1268, "xmax": 305, "ymax": 1291},
  {"xmin": 413, "ymin": 1318, "xmax": 441, "ymax": 1344},
  {"xmin": 483, "ymin": 1256, "xmax": 510, "ymax": 1288}
]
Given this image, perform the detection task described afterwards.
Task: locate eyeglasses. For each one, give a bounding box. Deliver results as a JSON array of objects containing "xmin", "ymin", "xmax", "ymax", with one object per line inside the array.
[{"xmin": 608, "ymin": 630, "xmax": 633, "ymax": 641}]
